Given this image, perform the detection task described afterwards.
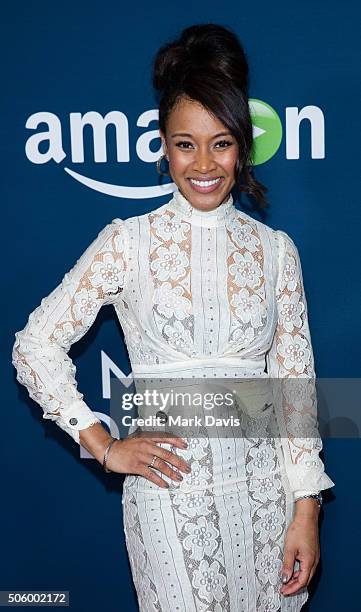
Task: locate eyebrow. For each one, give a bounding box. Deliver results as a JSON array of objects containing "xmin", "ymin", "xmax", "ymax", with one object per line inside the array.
[{"xmin": 170, "ymin": 131, "xmax": 232, "ymax": 139}]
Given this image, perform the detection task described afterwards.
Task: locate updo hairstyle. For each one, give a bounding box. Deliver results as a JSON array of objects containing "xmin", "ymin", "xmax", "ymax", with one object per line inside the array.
[{"xmin": 152, "ymin": 23, "xmax": 268, "ymax": 209}]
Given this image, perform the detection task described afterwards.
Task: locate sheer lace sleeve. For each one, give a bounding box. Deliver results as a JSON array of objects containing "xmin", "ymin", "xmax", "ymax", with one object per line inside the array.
[
  {"xmin": 266, "ymin": 229, "xmax": 335, "ymax": 500},
  {"xmin": 12, "ymin": 219, "xmax": 128, "ymax": 444}
]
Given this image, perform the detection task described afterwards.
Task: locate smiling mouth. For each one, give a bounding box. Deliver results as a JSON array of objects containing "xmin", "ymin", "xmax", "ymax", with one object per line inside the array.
[
  {"xmin": 189, "ymin": 176, "xmax": 223, "ymax": 187},
  {"xmin": 188, "ymin": 177, "xmax": 224, "ymax": 192}
]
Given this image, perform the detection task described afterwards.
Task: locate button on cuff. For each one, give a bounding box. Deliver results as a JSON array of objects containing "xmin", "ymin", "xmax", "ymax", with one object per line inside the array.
[
  {"xmin": 55, "ymin": 412, "xmax": 101, "ymax": 445},
  {"xmin": 64, "ymin": 401, "xmax": 100, "ymax": 429},
  {"xmin": 50, "ymin": 399, "xmax": 101, "ymax": 434}
]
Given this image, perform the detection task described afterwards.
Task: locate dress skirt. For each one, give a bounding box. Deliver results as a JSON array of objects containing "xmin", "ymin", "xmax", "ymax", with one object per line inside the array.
[{"xmin": 121, "ymin": 433, "xmax": 309, "ymax": 612}]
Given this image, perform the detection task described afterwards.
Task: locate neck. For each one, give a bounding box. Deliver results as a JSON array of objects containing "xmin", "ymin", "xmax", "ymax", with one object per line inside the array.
[{"xmin": 177, "ymin": 188, "xmax": 232, "ymax": 211}]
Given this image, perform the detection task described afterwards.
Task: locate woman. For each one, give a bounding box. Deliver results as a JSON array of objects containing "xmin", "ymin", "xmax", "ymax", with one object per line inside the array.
[{"xmin": 12, "ymin": 23, "xmax": 334, "ymax": 612}]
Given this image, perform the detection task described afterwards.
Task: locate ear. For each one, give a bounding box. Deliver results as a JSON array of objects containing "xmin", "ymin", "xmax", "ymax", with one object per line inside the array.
[{"xmin": 159, "ymin": 130, "xmax": 168, "ymax": 160}]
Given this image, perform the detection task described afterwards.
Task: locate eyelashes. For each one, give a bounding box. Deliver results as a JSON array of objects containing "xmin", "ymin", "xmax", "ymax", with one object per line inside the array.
[{"xmin": 175, "ymin": 140, "xmax": 234, "ymax": 150}]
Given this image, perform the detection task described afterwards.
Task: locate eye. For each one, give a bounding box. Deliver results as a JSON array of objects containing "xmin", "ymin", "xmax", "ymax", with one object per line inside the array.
[
  {"xmin": 215, "ymin": 140, "xmax": 234, "ymax": 148},
  {"xmin": 174, "ymin": 139, "xmax": 234, "ymax": 150},
  {"xmin": 175, "ymin": 141, "xmax": 194, "ymax": 149}
]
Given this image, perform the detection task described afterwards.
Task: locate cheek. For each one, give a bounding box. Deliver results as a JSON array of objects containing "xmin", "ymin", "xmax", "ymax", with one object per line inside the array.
[
  {"xmin": 222, "ymin": 149, "xmax": 239, "ymax": 174},
  {"xmin": 168, "ymin": 151, "xmax": 188, "ymax": 175}
]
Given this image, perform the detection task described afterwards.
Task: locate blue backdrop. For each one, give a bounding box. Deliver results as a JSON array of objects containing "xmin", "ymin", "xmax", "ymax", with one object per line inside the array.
[{"xmin": 2, "ymin": 1, "xmax": 360, "ymax": 610}]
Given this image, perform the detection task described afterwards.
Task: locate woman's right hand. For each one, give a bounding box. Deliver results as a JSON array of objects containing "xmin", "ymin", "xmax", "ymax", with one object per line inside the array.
[{"xmin": 104, "ymin": 430, "xmax": 192, "ymax": 488}]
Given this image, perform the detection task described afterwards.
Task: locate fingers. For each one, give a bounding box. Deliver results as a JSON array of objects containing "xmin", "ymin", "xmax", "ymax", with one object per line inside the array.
[
  {"xmin": 140, "ymin": 466, "xmax": 170, "ymax": 489},
  {"xmin": 281, "ymin": 549, "xmax": 296, "ymax": 586},
  {"xmin": 127, "ymin": 431, "xmax": 192, "ymax": 489},
  {"xmin": 138, "ymin": 431, "xmax": 189, "ymax": 450},
  {"xmin": 148, "ymin": 456, "xmax": 185, "ymax": 483},
  {"xmin": 140, "ymin": 446, "xmax": 191, "ymax": 477},
  {"xmin": 306, "ymin": 563, "xmax": 317, "ymax": 586},
  {"xmin": 135, "ymin": 437, "xmax": 191, "ymax": 473},
  {"xmin": 152, "ymin": 445, "xmax": 192, "ymax": 473},
  {"xmin": 280, "ymin": 561, "xmax": 314, "ymax": 596},
  {"xmin": 154, "ymin": 436, "xmax": 188, "ymax": 450},
  {"xmin": 139, "ymin": 450, "xmax": 188, "ymax": 489},
  {"xmin": 136, "ymin": 441, "xmax": 192, "ymax": 488}
]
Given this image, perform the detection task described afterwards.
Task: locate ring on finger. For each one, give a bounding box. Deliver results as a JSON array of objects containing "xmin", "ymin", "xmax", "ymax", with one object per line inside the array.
[{"xmin": 148, "ymin": 454, "xmax": 157, "ymax": 468}]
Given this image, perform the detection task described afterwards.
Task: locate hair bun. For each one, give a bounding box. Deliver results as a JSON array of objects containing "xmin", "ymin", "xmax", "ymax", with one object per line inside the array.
[
  {"xmin": 153, "ymin": 23, "xmax": 249, "ymax": 94},
  {"xmin": 152, "ymin": 44, "xmax": 187, "ymax": 93}
]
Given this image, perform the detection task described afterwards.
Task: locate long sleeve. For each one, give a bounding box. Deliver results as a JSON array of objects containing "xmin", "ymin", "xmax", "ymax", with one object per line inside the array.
[
  {"xmin": 266, "ymin": 229, "xmax": 335, "ymax": 500},
  {"xmin": 12, "ymin": 218, "xmax": 128, "ymax": 445}
]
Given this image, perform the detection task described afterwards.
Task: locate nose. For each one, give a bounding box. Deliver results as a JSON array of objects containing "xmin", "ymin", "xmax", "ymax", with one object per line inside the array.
[{"xmin": 193, "ymin": 147, "xmax": 217, "ymax": 173}]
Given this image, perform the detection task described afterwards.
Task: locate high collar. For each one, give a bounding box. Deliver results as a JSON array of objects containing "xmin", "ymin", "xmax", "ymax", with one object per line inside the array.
[{"xmin": 167, "ymin": 188, "xmax": 237, "ymax": 227}]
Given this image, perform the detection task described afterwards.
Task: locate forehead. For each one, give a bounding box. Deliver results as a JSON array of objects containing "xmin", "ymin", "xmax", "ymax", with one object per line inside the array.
[{"xmin": 167, "ymin": 97, "xmax": 227, "ymax": 136}]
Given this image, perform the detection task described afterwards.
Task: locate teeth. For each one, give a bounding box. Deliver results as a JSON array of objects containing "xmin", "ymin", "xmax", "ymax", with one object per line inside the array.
[{"xmin": 190, "ymin": 178, "xmax": 221, "ymax": 187}]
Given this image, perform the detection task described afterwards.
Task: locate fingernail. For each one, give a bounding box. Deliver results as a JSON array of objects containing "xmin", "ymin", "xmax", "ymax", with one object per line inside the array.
[
  {"xmin": 282, "ymin": 574, "xmax": 289, "ymax": 583},
  {"xmin": 176, "ymin": 474, "xmax": 183, "ymax": 480}
]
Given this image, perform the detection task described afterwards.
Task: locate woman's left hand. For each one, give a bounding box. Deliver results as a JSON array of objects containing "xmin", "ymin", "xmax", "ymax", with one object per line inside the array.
[{"xmin": 280, "ymin": 513, "xmax": 320, "ymax": 596}]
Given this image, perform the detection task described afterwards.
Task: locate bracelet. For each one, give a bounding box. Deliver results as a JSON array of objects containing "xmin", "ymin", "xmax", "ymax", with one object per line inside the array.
[
  {"xmin": 102, "ymin": 436, "xmax": 118, "ymax": 473},
  {"xmin": 294, "ymin": 492, "xmax": 323, "ymax": 508}
]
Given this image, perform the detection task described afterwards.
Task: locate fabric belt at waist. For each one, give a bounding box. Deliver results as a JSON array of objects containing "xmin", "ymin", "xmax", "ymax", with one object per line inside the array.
[{"xmin": 131, "ymin": 355, "xmax": 266, "ymax": 377}]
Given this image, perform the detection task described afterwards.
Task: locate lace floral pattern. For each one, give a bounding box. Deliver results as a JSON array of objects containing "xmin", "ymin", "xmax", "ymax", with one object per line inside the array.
[
  {"xmin": 122, "ymin": 429, "xmax": 309, "ymax": 611},
  {"xmin": 149, "ymin": 210, "xmax": 194, "ymax": 357},
  {"xmin": 266, "ymin": 230, "xmax": 334, "ymax": 494},
  {"xmin": 12, "ymin": 220, "xmax": 128, "ymax": 442},
  {"xmin": 227, "ymin": 216, "xmax": 268, "ymax": 348}
]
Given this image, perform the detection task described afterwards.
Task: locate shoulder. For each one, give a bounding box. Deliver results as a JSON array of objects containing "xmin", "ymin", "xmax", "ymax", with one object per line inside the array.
[
  {"xmin": 85, "ymin": 217, "xmax": 130, "ymax": 258},
  {"xmin": 233, "ymin": 208, "xmax": 282, "ymax": 246},
  {"xmin": 95, "ymin": 217, "xmax": 128, "ymax": 240},
  {"xmin": 244, "ymin": 212, "xmax": 298, "ymax": 256},
  {"xmin": 91, "ymin": 199, "xmax": 171, "ymax": 250},
  {"xmin": 234, "ymin": 210, "xmax": 300, "ymax": 265},
  {"xmin": 99, "ymin": 204, "xmax": 166, "ymax": 250},
  {"xmin": 110, "ymin": 200, "xmax": 170, "ymax": 227},
  {"xmin": 274, "ymin": 229, "xmax": 300, "ymax": 263}
]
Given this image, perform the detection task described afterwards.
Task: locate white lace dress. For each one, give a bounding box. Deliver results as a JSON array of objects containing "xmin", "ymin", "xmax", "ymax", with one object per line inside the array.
[{"xmin": 12, "ymin": 188, "xmax": 335, "ymax": 612}]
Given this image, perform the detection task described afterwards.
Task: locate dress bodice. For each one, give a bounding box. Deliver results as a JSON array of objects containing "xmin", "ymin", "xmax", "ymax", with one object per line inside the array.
[
  {"xmin": 112, "ymin": 188, "xmax": 278, "ymax": 377},
  {"xmin": 12, "ymin": 187, "xmax": 335, "ymax": 498}
]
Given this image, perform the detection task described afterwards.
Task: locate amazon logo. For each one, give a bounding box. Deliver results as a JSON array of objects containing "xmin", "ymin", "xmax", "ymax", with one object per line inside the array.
[{"xmin": 25, "ymin": 101, "xmax": 325, "ymax": 199}]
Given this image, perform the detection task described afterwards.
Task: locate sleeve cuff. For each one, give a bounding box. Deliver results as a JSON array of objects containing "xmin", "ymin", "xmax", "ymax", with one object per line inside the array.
[
  {"xmin": 294, "ymin": 489, "xmax": 321, "ymax": 498},
  {"xmin": 285, "ymin": 463, "xmax": 335, "ymax": 493},
  {"xmin": 42, "ymin": 399, "xmax": 101, "ymax": 444}
]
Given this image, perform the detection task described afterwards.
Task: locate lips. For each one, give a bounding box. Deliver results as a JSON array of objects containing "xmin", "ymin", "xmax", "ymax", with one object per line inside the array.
[
  {"xmin": 188, "ymin": 177, "xmax": 224, "ymax": 193},
  {"xmin": 188, "ymin": 176, "xmax": 222, "ymax": 182}
]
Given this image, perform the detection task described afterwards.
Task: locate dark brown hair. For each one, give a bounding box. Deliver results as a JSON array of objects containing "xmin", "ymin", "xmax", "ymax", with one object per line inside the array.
[{"xmin": 152, "ymin": 23, "xmax": 268, "ymax": 209}]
